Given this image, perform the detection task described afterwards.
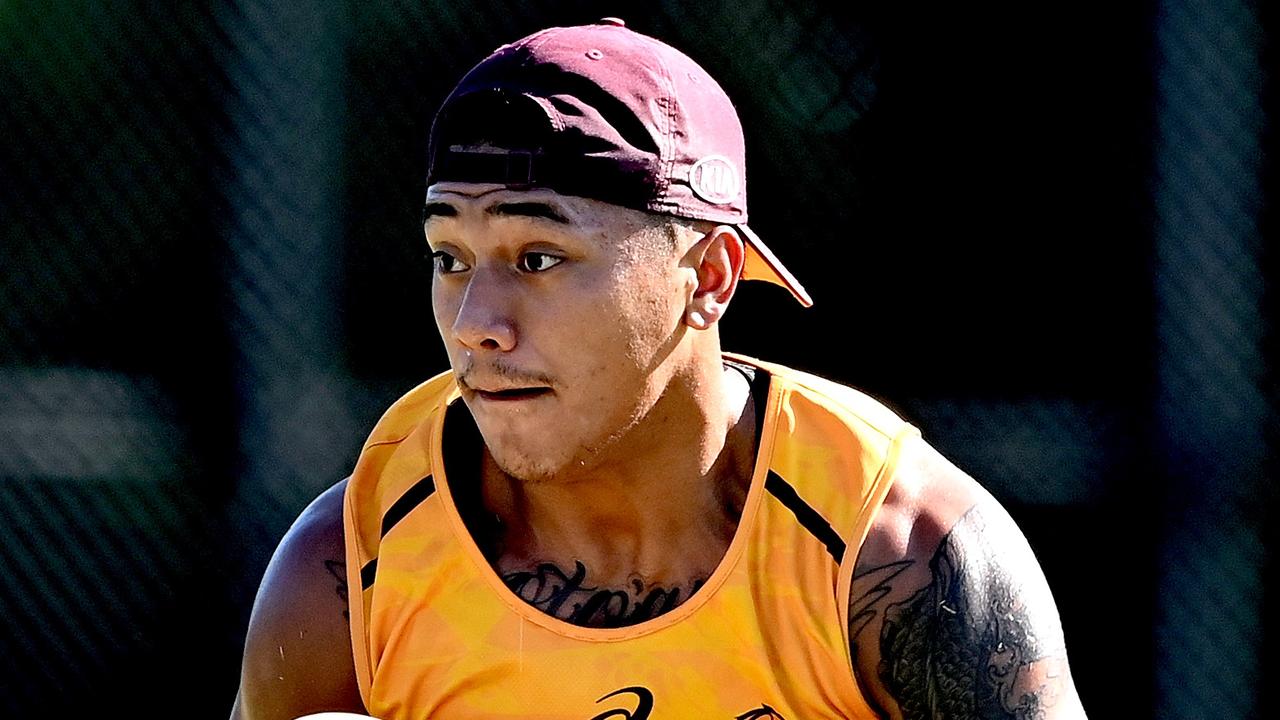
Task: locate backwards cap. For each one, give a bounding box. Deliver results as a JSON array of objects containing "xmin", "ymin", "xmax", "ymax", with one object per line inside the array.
[{"xmin": 426, "ymin": 18, "xmax": 812, "ymax": 307}]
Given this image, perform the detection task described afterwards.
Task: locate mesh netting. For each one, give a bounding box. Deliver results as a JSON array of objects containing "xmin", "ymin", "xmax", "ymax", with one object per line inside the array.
[{"xmin": 1, "ymin": 1, "xmax": 1273, "ymax": 717}]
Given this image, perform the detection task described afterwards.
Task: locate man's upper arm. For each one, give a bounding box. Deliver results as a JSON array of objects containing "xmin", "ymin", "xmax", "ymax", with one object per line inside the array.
[
  {"xmin": 231, "ymin": 478, "xmax": 365, "ymax": 720},
  {"xmin": 848, "ymin": 437, "xmax": 1088, "ymax": 719}
]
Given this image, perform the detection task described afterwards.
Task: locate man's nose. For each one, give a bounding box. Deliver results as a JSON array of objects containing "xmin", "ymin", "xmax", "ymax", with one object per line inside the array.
[{"xmin": 451, "ymin": 267, "xmax": 517, "ymax": 352}]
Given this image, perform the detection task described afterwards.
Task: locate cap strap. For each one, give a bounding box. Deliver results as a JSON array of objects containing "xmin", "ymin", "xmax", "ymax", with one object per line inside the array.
[{"xmin": 436, "ymin": 147, "xmax": 539, "ymax": 187}]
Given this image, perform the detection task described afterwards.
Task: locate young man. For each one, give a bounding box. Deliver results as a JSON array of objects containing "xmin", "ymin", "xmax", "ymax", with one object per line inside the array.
[{"xmin": 232, "ymin": 19, "xmax": 1088, "ymax": 720}]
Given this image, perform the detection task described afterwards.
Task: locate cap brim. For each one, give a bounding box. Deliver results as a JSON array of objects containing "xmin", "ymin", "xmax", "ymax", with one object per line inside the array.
[{"xmin": 739, "ymin": 224, "xmax": 813, "ymax": 307}]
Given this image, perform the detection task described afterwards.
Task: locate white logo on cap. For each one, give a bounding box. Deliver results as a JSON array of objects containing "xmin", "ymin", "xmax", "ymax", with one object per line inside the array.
[{"xmin": 689, "ymin": 155, "xmax": 740, "ymax": 205}]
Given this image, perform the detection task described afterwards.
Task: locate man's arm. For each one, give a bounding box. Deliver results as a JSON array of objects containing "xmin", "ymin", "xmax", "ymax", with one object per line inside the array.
[
  {"xmin": 230, "ymin": 478, "xmax": 366, "ymax": 720},
  {"xmin": 848, "ymin": 437, "xmax": 1088, "ymax": 719}
]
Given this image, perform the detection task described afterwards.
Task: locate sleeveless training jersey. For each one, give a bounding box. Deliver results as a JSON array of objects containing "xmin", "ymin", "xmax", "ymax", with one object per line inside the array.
[{"xmin": 344, "ymin": 354, "xmax": 919, "ymax": 719}]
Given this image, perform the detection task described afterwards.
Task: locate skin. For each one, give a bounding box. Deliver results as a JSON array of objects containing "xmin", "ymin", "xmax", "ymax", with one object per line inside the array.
[
  {"xmin": 424, "ymin": 183, "xmax": 753, "ymax": 580},
  {"xmin": 847, "ymin": 439, "xmax": 1089, "ymax": 719},
  {"xmin": 230, "ymin": 479, "xmax": 364, "ymax": 720},
  {"xmin": 230, "ymin": 184, "xmax": 1088, "ymax": 719}
]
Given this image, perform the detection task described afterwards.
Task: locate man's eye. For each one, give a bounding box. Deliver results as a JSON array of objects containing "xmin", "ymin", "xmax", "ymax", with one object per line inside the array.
[
  {"xmin": 517, "ymin": 252, "xmax": 564, "ymax": 273},
  {"xmin": 429, "ymin": 250, "xmax": 470, "ymax": 274}
]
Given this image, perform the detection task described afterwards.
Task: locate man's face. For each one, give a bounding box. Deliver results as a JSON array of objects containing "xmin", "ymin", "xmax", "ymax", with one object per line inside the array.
[{"xmin": 424, "ymin": 183, "xmax": 697, "ymax": 482}]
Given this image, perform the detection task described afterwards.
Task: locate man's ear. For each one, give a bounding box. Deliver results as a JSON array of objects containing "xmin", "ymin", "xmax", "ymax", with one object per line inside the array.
[{"xmin": 683, "ymin": 225, "xmax": 745, "ymax": 330}]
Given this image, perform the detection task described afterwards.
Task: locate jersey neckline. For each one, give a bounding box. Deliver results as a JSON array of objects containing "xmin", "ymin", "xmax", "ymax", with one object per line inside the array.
[{"xmin": 428, "ymin": 354, "xmax": 781, "ymax": 642}]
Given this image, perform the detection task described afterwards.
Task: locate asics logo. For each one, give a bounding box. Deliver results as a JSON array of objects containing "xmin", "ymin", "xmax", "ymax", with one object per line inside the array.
[
  {"xmin": 587, "ymin": 686, "xmax": 785, "ymax": 719},
  {"xmin": 588, "ymin": 686, "xmax": 654, "ymax": 720}
]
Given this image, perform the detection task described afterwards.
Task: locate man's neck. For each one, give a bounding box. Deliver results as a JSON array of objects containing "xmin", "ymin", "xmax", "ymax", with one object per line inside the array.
[{"xmin": 481, "ymin": 359, "xmax": 758, "ymax": 585}]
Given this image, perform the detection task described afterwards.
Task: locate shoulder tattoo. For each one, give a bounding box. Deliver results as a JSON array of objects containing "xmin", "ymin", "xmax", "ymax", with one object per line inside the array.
[{"xmin": 854, "ymin": 504, "xmax": 1071, "ymax": 719}]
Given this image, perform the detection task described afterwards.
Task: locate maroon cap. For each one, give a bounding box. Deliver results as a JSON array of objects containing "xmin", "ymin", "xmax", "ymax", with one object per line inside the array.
[{"xmin": 426, "ymin": 19, "xmax": 812, "ymax": 307}]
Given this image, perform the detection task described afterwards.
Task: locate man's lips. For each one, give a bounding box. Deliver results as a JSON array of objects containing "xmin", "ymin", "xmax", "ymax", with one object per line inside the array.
[
  {"xmin": 471, "ymin": 386, "xmax": 553, "ymax": 402},
  {"xmin": 458, "ymin": 375, "xmax": 554, "ymax": 402}
]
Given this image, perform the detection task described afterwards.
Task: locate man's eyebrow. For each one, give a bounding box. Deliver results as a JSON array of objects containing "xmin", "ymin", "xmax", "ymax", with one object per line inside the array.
[
  {"xmin": 488, "ymin": 202, "xmax": 571, "ymax": 224},
  {"xmin": 422, "ymin": 202, "xmax": 457, "ymax": 222},
  {"xmin": 421, "ymin": 199, "xmax": 572, "ymax": 225}
]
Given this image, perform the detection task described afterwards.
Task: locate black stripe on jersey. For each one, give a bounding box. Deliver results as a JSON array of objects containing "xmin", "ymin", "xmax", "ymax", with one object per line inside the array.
[
  {"xmin": 362, "ymin": 473, "xmax": 437, "ymax": 589},
  {"xmin": 380, "ymin": 474, "xmax": 437, "ymax": 538},
  {"xmin": 765, "ymin": 471, "xmax": 847, "ymax": 563}
]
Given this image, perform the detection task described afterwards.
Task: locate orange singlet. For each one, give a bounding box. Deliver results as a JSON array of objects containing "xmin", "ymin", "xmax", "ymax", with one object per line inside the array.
[{"xmin": 344, "ymin": 354, "xmax": 919, "ymax": 719}]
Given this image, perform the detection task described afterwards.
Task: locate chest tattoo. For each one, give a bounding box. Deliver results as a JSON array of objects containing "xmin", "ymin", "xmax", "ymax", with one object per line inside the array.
[{"xmin": 501, "ymin": 560, "xmax": 706, "ymax": 628}]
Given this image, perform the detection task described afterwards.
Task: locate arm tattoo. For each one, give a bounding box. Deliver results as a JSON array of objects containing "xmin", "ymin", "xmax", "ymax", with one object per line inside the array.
[
  {"xmin": 501, "ymin": 560, "xmax": 705, "ymax": 628},
  {"xmin": 849, "ymin": 560, "xmax": 913, "ymax": 642},
  {"xmin": 860, "ymin": 505, "xmax": 1068, "ymax": 719},
  {"xmin": 323, "ymin": 559, "xmax": 350, "ymax": 622}
]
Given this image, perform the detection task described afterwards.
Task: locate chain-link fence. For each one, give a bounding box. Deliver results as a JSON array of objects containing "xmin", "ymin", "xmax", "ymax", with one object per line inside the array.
[{"xmin": 1, "ymin": 1, "xmax": 1274, "ymax": 717}]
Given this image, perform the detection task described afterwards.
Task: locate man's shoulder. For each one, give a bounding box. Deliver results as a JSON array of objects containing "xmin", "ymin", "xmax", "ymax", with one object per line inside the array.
[
  {"xmin": 232, "ymin": 477, "xmax": 365, "ymax": 719},
  {"xmin": 847, "ymin": 437, "xmax": 1089, "ymax": 718},
  {"xmin": 249, "ymin": 478, "xmax": 349, "ymax": 629},
  {"xmin": 281, "ymin": 477, "xmax": 348, "ymax": 555},
  {"xmin": 856, "ymin": 437, "xmax": 985, "ymax": 569}
]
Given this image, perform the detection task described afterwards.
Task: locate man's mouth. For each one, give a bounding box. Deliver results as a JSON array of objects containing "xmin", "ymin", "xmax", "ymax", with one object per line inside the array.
[
  {"xmin": 471, "ymin": 386, "xmax": 553, "ymax": 402},
  {"xmin": 458, "ymin": 368, "xmax": 555, "ymax": 403}
]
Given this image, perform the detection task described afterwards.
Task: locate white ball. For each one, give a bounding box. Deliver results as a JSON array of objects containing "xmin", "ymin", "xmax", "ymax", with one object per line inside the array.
[{"xmin": 293, "ymin": 714, "xmax": 380, "ymax": 720}]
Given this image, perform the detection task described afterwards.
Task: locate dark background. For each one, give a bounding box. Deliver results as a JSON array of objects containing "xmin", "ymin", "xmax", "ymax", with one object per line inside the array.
[{"xmin": 1, "ymin": 1, "xmax": 1275, "ymax": 718}]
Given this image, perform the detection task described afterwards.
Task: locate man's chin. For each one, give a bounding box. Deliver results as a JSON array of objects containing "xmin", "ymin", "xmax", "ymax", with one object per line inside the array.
[{"xmin": 485, "ymin": 446, "xmax": 568, "ymax": 484}]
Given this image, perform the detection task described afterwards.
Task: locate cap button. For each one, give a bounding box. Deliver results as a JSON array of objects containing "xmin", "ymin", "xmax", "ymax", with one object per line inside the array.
[{"xmin": 597, "ymin": 17, "xmax": 626, "ymax": 27}]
